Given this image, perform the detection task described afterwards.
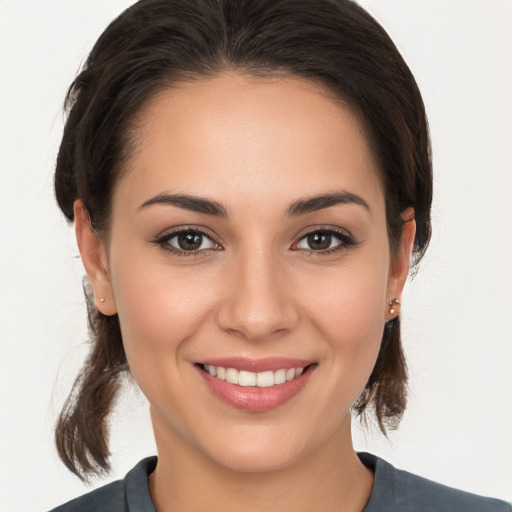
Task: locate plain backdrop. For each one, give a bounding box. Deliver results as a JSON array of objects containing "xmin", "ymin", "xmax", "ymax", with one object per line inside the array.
[{"xmin": 1, "ymin": 1, "xmax": 511, "ymax": 510}]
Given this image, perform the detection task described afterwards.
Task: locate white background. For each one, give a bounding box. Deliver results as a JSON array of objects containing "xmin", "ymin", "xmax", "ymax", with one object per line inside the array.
[{"xmin": 1, "ymin": 1, "xmax": 511, "ymax": 510}]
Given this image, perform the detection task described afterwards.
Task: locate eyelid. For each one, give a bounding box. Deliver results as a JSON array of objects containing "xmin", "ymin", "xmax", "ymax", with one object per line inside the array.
[
  {"xmin": 153, "ymin": 225, "xmax": 223, "ymax": 256},
  {"xmin": 291, "ymin": 225, "xmax": 357, "ymax": 253},
  {"xmin": 152, "ymin": 224, "xmax": 356, "ymax": 257}
]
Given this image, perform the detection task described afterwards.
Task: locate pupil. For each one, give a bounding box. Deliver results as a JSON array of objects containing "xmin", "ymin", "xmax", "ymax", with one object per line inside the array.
[
  {"xmin": 178, "ymin": 232, "xmax": 202, "ymax": 250},
  {"xmin": 308, "ymin": 233, "xmax": 331, "ymax": 250}
]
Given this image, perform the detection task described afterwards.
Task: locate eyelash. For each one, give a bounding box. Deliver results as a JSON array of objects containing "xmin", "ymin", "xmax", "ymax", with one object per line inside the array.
[
  {"xmin": 153, "ymin": 226, "xmax": 356, "ymax": 257},
  {"xmin": 292, "ymin": 226, "xmax": 357, "ymax": 255},
  {"xmin": 153, "ymin": 227, "xmax": 221, "ymax": 258}
]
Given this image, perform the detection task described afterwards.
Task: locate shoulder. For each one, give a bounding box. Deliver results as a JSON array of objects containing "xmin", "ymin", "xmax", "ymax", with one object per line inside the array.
[
  {"xmin": 47, "ymin": 457, "xmax": 157, "ymax": 512},
  {"xmin": 391, "ymin": 464, "xmax": 511, "ymax": 512},
  {"xmin": 360, "ymin": 453, "xmax": 511, "ymax": 512},
  {"xmin": 48, "ymin": 480, "xmax": 125, "ymax": 512}
]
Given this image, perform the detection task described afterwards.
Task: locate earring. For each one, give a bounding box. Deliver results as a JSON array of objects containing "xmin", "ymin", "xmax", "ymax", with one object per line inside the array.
[
  {"xmin": 96, "ymin": 298, "xmax": 105, "ymax": 303},
  {"xmin": 388, "ymin": 298, "xmax": 400, "ymax": 315}
]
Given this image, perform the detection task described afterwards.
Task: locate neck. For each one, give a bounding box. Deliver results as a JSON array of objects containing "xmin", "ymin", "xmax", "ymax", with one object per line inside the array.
[{"xmin": 149, "ymin": 413, "xmax": 374, "ymax": 512}]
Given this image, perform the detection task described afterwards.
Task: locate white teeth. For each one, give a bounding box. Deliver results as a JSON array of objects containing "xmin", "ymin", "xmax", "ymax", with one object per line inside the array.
[
  {"xmin": 256, "ymin": 371, "xmax": 275, "ymax": 387},
  {"xmin": 239, "ymin": 370, "xmax": 257, "ymax": 387},
  {"xmin": 274, "ymin": 369, "xmax": 286, "ymax": 385},
  {"xmin": 203, "ymin": 364, "xmax": 307, "ymax": 387},
  {"xmin": 225, "ymin": 368, "xmax": 239, "ymax": 384}
]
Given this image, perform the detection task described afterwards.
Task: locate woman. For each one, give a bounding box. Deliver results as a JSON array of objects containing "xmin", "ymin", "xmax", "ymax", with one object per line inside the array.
[{"xmin": 47, "ymin": 0, "xmax": 510, "ymax": 510}]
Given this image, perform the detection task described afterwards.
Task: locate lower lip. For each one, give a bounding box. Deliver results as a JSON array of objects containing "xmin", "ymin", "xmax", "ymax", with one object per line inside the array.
[{"xmin": 197, "ymin": 365, "xmax": 316, "ymax": 412}]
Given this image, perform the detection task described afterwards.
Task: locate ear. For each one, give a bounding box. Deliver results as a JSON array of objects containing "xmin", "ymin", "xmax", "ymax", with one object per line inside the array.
[
  {"xmin": 74, "ymin": 199, "xmax": 117, "ymax": 316},
  {"xmin": 385, "ymin": 207, "xmax": 416, "ymax": 321}
]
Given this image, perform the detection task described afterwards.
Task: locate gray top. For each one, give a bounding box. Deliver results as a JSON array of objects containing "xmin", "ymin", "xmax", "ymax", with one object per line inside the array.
[{"xmin": 49, "ymin": 453, "xmax": 511, "ymax": 511}]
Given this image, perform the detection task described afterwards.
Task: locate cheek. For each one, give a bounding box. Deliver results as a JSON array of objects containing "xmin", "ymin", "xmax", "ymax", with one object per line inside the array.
[
  {"xmin": 300, "ymin": 251, "xmax": 389, "ymax": 382},
  {"xmin": 110, "ymin": 254, "xmax": 218, "ymax": 363},
  {"xmin": 306, "ymin": 257, "xmax": 388, "ymax": 336}
]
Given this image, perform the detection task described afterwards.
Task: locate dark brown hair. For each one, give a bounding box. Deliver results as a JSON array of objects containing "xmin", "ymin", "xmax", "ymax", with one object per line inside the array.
[{"xmin": 54, "ymin": 0, "xmax": 432, "ymax": 480}]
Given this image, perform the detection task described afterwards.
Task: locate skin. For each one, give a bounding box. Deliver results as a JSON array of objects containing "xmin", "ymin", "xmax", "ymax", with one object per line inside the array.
[{"xmin": 75, "ymin": 72, "xmax": 415, "ymax": 512}]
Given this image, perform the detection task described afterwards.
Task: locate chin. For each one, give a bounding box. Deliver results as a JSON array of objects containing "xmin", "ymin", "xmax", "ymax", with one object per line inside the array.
[
  {"xmin": 210, "ymin": 442, "xmax": 304, "ymax": 474},
  {"xmin": 196, "ymin": 421, "xmax": 322, "ymax": 474}
]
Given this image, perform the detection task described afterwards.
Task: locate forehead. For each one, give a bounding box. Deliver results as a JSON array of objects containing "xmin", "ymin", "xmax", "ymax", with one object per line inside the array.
[{"xmin": 115, "ymin": 72, "xmax": 384, "ymax": 215}]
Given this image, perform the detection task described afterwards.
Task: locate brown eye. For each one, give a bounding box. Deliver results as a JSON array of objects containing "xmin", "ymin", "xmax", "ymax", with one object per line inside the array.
[
  {"xmin": 295, "ymin": 229, "xmax": 354, "ymax": 253},
  {"xmin": 163, "ymin": 230, "xmax": 218, "ymax": 252},
  {"xmin": 177, "ymin": 232, "xmax": 204, "ymax": 251},
  {"xmin": 307, "ymin": 233, "xmax": 332, "ymax": 251}
]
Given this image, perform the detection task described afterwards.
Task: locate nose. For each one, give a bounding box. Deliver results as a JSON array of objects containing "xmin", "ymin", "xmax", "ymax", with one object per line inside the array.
[{"xmin": 216, "ymin": 248, "xmax": 300, "ymax": 341}]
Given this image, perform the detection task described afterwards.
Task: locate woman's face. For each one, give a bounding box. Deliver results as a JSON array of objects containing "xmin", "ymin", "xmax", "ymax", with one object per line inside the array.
[{"xmin": 81, "ymin": 73, "xmax": 413, "ymax": 472}]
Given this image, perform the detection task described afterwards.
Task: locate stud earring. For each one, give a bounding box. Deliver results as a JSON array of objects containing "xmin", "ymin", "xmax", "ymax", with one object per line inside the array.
[
  {"xmin": 388, "ymin": 298, "xmax": 400, "ymax": 315},
  {"xmin": 96, "ymin": 298, "xmax": 105, "ymax": 303}
]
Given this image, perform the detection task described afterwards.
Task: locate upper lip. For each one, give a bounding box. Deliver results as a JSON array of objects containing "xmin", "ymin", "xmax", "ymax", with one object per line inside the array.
[{"xmin": 197, "ymin": 356, "xmax": 315, "ymax": 373}]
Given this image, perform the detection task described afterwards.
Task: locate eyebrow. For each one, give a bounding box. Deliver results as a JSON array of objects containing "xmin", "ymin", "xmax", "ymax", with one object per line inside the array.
[
  {"xmin": 138, "ymin": 193, "xmax": 229, "ymax": 217},
  {"xmin": 138, "ymin": 190, "xmax": 370, "ymax": 217},
  {"xmin": 285, "ymin": 191, "xmax": 370, "ymax": 216}
]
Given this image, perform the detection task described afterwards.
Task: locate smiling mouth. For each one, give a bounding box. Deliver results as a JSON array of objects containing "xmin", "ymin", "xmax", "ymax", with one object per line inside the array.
[
  {"xmin": 196, "ymin": 358, "xmax": 317, "ymax": 411},
  {"xmin": 200, "ymin": 363, "xmax": 311, "ymax": 388}
]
